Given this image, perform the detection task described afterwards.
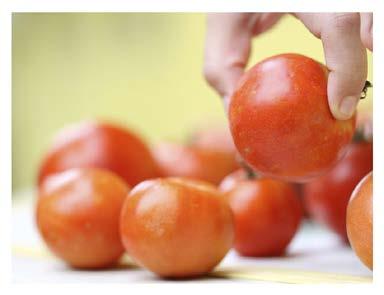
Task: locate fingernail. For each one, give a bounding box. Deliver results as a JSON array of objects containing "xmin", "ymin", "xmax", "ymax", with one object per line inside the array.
[{"xmin": 339, "ymin": 96, "xmax": 359, "ymax": 118}]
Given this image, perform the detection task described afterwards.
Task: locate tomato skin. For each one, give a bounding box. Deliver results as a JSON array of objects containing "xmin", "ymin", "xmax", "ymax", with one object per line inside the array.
[
  {"xmin": 152, "ymin": 142, "xmax": 238, "ymax": 185},
  {"xmin": 223, "ymin": 178, "xmax": 302, "ymax": 257},
  {"xmin": 219, "ymin": 169, "xmax": 248, "ymax": 193},
  {"xmin": 220, "ymin": 169, "xmax": 307, "ymax": 216},
  {"xmin": 303, "ymin": 142, "xmax": 373, "ymax": 240},
  {"xmin": 36, "ymin": 168, "xmax": 130, "ymax": 269},
  {"xmin": 189, "ymin": 125, "xmax": 237, "ymax": 155},
  {"xmin": 346, "ymin": 172, "xmax": 372, "ymax": 270},
  {"xmin": 120, "ymin": 178, "xmax": 234, "ymax": 278},
  {"xmin": 229, "ymin": 53, "xmax": 356, "ymax": 182},
  {"xmin": 38, "ymin": 121, "xmax": 159, "ymax": 187}
]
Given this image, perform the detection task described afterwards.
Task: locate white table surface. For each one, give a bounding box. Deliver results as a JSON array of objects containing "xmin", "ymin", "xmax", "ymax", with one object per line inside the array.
[{"xmin": 12, "ymin": 190, "xmax": 372, "ymax": 284}]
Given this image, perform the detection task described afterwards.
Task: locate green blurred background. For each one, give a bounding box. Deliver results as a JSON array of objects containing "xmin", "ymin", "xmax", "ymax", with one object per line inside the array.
[{"xmin": 12, "ymin": 13, "xmax": 373, "ymax": 191}]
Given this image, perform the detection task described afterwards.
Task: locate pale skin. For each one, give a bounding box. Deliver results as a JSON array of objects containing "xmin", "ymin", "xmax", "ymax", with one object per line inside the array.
[{"xmin": 203, "ymin": 13, "xmax": 373, "ymax": 121}]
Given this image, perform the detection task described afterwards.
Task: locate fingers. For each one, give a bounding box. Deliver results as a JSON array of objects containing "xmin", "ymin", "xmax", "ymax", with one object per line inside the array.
[
  {"xmin": 296, "ymin": 13, "xmax": 367, "ymax": 120},
  {"xmin": 203, "ymin": 13, "xmax": 254, "ymax": 103},
  {"xmin": 360, "ymin": 13, "xmax": 373, "ymax": 51},
  {"xmin": 204, "ymin": 13, "xmax": 284, "ymax": 108},
  {"xmin": 251, "ymin": 13, "xmax": 284, "ymax": 35}
]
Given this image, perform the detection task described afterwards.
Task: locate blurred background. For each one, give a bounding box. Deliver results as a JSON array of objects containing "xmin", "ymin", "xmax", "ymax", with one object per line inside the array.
[{"xmin": 12, "ymin": 13, "xmax": 373, "ymax": 192}]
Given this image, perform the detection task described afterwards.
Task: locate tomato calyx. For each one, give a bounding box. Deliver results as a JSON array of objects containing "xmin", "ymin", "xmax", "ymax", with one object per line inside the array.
[
  {"xmin": 239, "ymin": 160, "xmax": 258, "ymax": 180},
  {"xmin": 360, "ymin": 81, "xmax": 372, "ymax": 100},
  {"xmin": 352, "ymin": 128, "xmax": 372, "ymax": 143}
]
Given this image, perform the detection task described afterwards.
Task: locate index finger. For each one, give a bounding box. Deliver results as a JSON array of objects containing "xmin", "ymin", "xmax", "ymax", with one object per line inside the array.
[{"xmin": 203, "ymin": 13, "xmax": 255, "ymax": 104}]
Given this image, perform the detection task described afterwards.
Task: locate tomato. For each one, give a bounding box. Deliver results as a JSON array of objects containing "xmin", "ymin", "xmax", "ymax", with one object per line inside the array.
[
  {"xmin": 303, "ymin": 141, "xmax": 373, "ymax": 240},
  {"xmin": 347, "ymin": 172, "xmax": 373, "ymax": 270},
  {"xmin": 189, "ymin": 124, "xmax": 237, "ymax": 155},
  {"xmin": 222, "ymin": 176, "xmax": 302, "ymax": 256},
  {"xmin": 229, "ymin": 53, "xmax": 356, "ymax": 182},
  {"xmin": 120, "ymin": 178, "xmax": 234, "ymax": 278},
  {"xmin": 220, "ymin": 168, "xmax": 307, "ymax": 217},
  {"xmin": 36, "ymin": 168, "xmax": 130, "ymax": 269},
  {"xmin": 151, "ymin": 142, "xmax": 238, "ymax": 185},
  {"xmin": 38, "ymin": 121, "xmax": 159, "ymax": 187},
  {"xmin": 219, "ymin": 169, "xmax": 249, "ymax": 193}
]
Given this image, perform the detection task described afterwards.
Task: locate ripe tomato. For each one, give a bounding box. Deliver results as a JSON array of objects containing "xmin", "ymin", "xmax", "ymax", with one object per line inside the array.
[
  {"xmin": 229, "ymin": 53, "xmax": 356, "ymax": 182},
  {"xmin": 347, "ymin": 172, "xmax": 373, "ymax": 270},
  {"xmin": 220, "ymin": 168, "xmax": 307, "ymax": 217},
  {"xmin": 189, "ymin": 124, "xmax": 237, "ymax": 155},
  {"xmin": 151, "ymin": 142, "xmax": 238, "ymax": 185},
  {"xmin": 219, "ymin": 169, "xmax": 249, "ymax": 193},
  {"xmin": 222, "ymin": 176, "xmax": 303, "ymax": 257},
  {"xmin": 38, "ymin": 121, "xmax": 159, "ymax": 187},
  {"xmin": 303, "ymin": 141, "xmax": 373, "ymax": 240},
  {"xmin": 36, "ymin": 168, "xmax": 130, "ymax": 269},
  {"xmin": 120, "ymin": 178, "xmax": 234, "ymax": 278}
]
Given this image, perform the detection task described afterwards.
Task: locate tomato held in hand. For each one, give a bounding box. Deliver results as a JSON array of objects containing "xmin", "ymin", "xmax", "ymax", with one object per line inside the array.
[
  {"xmin": 120, "ymin": 178, "xmax": 234, "ymax": 278},
  {"xmin": 347, "ymin": 172, "xmax": 373, "ymax": 270},
  {"xmin": 303, "ymin": 141, "xmax": 373, "ymax": 240},
  {"xmin": 36, "ymin": 168, "xmax": 130, "ymax": 269},
  {"xmin": 38, "ymin": 121, "xmax": 159, "ymax": 187},
  {"xmin": 229, "ymin": 53, "xmax": 356, "ymax": 182},
  {"xmin": 222, "ymin": 176, "xmax": 303, "ymax": 257},
  {"xmin": 152, "ymin": 142, "xmax": 238, "ymax": 185}
]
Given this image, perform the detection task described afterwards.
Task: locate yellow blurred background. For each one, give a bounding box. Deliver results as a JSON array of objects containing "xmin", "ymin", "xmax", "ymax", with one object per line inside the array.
[{"xmin": 12, "ymin": 13, "xmax": 373, "ymax": 191}]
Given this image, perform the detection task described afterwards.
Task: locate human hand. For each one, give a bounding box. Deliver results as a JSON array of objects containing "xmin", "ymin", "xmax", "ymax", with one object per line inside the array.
[{"xmin": 203, "ymin": 13, "xmax": 372, "ymax": 120}]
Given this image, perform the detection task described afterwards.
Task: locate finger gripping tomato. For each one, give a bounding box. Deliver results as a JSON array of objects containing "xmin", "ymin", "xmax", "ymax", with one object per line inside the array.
[
  {"xmin": 229, "ymin": 53, "xmax": 356, "ymax": 182},
  {"xmin": 120, "ymin": 178, "xmax": 234, "ymax": 278},
  {"xmin": 36, "ymin": 168, "xmax": 130, "ymax": 269}
]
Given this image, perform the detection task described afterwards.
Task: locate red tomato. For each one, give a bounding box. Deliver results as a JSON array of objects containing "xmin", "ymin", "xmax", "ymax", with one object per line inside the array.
[
  {"xmin": 220, "ymin": 169, "xmax": 307, "ymax": 217},
  {"xmin": 120, "ymin": 178, "xmax": 234, "ymax": 278},
  {"xmin": 303, "ymin": 141, "xmax": 373, "ymax": 240},
  {"xmin": 189, "ymin": 124, "xmax": 237, "ymax": 155},
  {"xmin": 223, "ymin": 177, "xmax": 303, "ymax": 256},
  {"xmin": 151, "ymin": 142, "xmax": 238, "ymax": 185},
  {"xmin": 36, "ymin": 168, "xmax": 130, "ymax": 269},
  {"xmin": 219, "ymin": 169, "xmax": 249, "ymax": 193},
  {"xmin": 347, "ymin": 172, "xmax": 373, "ymax": 270},
  {"xmin": 38, "ymin": 121, "xmax": 159, "ymax": 187},
  {"xmin": 229, "ymin": 53, "xmax": 356, "ymax": 182}
]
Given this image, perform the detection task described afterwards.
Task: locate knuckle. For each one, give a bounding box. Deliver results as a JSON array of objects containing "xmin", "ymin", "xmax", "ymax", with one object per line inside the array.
[
  {"xmin": 203, "ymin": 63, "xmax": 221, "ymax": 87},
  {"xmin": 331, "ymin": 13, "xmax": 360, "ymax": 31}
]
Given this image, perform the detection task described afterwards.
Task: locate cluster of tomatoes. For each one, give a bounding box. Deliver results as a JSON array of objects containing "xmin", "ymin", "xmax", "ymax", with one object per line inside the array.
[{"xmin": 35, "ymin": 54, "xmax": 373, "ymax": 279}]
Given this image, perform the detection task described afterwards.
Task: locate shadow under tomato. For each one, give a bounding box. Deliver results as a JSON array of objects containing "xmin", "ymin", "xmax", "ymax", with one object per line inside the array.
[
  {"xmin": 135, "ymin": 272, "xmax": 229, "ymax": 282},
  {"xmin": 64, "ymin": 260, "xmax": 140, "ymax": 272}
]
